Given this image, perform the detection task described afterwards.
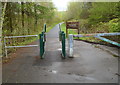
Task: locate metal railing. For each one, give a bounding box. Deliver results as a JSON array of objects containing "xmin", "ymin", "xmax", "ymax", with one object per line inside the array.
[
  {"xmin": 68, "ymin": 32, "xmax": 120, "ymax": 57},
  {"xmin": 3, "ymin": 24, "xmax": 47, "ymax": 58},
  {"xmin": 4, "ymin": 35, "xmax": 38, "ymax": 58}
]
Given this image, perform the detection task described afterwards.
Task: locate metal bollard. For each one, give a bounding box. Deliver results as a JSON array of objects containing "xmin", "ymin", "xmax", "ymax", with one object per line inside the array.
[{"xmin": 68, "ymin": 34, "xmax": 74, "ymax": 58}]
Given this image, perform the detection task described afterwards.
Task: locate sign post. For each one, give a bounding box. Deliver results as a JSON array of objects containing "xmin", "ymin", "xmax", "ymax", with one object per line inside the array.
[{"xmin": 66, "ymin": 22, "xmax": 79, "ymax": 37}]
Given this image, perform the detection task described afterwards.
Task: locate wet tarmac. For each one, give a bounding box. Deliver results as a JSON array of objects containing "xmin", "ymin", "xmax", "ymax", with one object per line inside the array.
[{"xmin": 2, "ymin": 24, "xmax": 118, "ymax": 83}]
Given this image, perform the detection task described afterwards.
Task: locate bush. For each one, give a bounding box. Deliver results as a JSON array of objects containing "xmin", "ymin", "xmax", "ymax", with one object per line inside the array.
[{"xmin": 108, "ymin": 18, "xmax": 119, "ymax": 32}]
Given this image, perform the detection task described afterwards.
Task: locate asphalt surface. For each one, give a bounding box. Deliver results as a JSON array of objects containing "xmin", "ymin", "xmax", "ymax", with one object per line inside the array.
[{"xmin": 2, "ymin": 24, "xmax": 119, "ymax": 83}]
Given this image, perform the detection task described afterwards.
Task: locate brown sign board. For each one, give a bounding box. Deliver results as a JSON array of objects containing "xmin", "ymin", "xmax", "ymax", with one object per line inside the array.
[
  {"xmin": 66, "ymin": 22, "xmax": 79, "ymax": 37},
  {"xmin": 66, "ymin": 22, "xmax": 79, "ymax": 29}
]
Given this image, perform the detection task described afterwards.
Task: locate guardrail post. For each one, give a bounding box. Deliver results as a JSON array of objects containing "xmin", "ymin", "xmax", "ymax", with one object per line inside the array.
[
  {"xmin": 68, "ymin": 34, "xmax": 73, "ymax": 58},
  {"xmin": 62, "ymin": 32, "xmax": 66, "ymax": 58}
]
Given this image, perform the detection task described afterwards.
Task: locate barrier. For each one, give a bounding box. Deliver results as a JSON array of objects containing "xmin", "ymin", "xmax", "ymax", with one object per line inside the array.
[
  {"xmin": 68, "ymin": 32, "xmax": 120, "ymax": 57},
  {"xmin": 59, "ymin": 24, "xmax": 66, "ymax": 58},
  {"xmin": 4, "ymin": 35, "xmax": 38, "ymax": 58},
  {"xmin": 4, "ymin": 24, "xmax": 47, "ymax": 58},
  {"xmin": 39, "ymin": 24, "xmax": 46, "ymax": 59},
  {"xmin": 4, "ymin": 23, "xmax": 66, "ymax": 59}
]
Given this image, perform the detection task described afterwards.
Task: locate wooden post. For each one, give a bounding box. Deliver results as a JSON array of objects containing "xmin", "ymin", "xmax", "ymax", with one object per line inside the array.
[
  {"xmin": 66, "ymin": 22, "xmax": 68, "ymax": 37},
  {"xmin": 66, "ymin": 27, "xmax": 68, "ymax": 37}
]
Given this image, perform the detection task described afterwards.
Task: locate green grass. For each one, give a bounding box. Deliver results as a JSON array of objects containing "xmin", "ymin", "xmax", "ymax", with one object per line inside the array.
[
  {"xmin": 61, "ymin": 23, "xmax": 80, "ymax": 40},
  {"xmin": 61, "ymin": 23, "xmax": 78, "ymax": 35},
  {"xmin": 19, "ymin": 37, "xmax": 38, "ymax": 45}
]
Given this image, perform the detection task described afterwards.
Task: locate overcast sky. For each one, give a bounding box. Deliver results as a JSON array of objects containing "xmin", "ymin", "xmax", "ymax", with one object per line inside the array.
[
  {"xmin": 52, "ymin": 0, "xmax": 71, "ymax": 11},
  {"xmin": 52, "ymin": 0, "xmax": 119, "ymax": 11}
]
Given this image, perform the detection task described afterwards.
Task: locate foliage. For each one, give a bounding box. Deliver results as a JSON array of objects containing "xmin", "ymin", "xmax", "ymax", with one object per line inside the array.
[
  {"xmin": 1, "ymin": 2, "xmax": 58, "ymax": 57},
  {"xmin": 88, "ymin": 2, "xmax": 118, "ymax": 25},
  {"xmin": 108, "ymin": 18, "xmax": 119, "ymax": 32},
  {"xmin": 65, "ymin": 2, "xmax": 83, "ymax": 21},
  {"xmin": 64, "ymin": 2, "xmax": 120, "ymax": 45},
  {"xmin": 65, "ymin": 2, "xmax": 119, "ymax": 31}
]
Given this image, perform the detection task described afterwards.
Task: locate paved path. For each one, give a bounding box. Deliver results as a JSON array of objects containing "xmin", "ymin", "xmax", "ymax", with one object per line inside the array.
[{"xmin": 2, "ymin": 24, "xmax": 119, "ymax": 83}]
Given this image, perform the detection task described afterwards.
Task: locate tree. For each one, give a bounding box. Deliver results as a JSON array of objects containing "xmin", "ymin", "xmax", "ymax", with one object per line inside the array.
[
  {"xmin": 21, "ymin": 2, "xmax": 24, "ymax": 28},
  {"xmin": 65, "ymin": 2, "xmax": 83, "ymax": 20},
  {"xmin": 0, "ymin": 2, "xmax": 7, "ymax": 31},
  {"xmin": 88, "ymin": 2, "xmax": 118, "ymax": 25}
]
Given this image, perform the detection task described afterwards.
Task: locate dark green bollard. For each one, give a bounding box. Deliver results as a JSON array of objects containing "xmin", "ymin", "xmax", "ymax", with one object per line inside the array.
[
  {"xmin": 39, "ymin": 33, "xmax": 44, "ymax": 59},
  {"xmin": 62, "ymin": 32, "xmax": 66, "ymax": 58},
  {"xmin": 39, "ymin": 24, "xmax": 47, "ymax": 59},
  {"xmin": 59, "ymin": 31, "xmax": 64, "ymax": 41},
  {"xmin": 43, "ymin": 24, "xmax": 46, "ymax": 41},
  {"xmin": 42, "ymin": 31, "xmax": 46, "ymax": 42},
  {"xmin": 44, "ymin": 24, "xmax": 46, "ymax": 32}
]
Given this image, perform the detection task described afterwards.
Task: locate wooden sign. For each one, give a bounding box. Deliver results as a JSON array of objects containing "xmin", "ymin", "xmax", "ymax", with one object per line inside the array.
[
  {"xmin": 66, "ymin": 21, "xmax": 79, "ymax": 37},
  {"xmin": 66, "ymin": 22, "xmax": 79, "ymax": 29}
]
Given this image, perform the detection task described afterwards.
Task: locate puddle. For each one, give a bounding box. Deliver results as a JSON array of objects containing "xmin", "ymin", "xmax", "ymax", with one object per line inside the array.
[
  {"xmin": 48, "ymin": 70, "xmax": 58, "ymax": 74},
  {"xmin": 85, "ymin": 77, "xmax": 95, "ymax": 80},
  {"xmin": 57, "ymin": 48, "xmax": 62, "ymax": 51},
  {"xmin": 74, "ymin": 54, "xmax": 80, "ymax": 57},
  {"xmin": 67, "ymin": 73, "xmax": 95, "ymax": 81}
]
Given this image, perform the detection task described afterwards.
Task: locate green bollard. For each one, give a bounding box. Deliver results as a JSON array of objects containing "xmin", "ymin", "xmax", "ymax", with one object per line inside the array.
[
  {"xmin": 62, "ymin": 32, "xmax": 66, "ymax": 58},
  {"xmin": 44, "ymin": 24, "xmax": 46, "ymax": 32},
  {"xmin": 59, "ymin": 31, "xmax": 64, "ymax": 41},
  {"xmin": 42, "ymin": 31, "xmax": 46, "ymax": 42},
  {"xmin": 39, "ymin": 33, "xmax": 44, "ymax": 59}
]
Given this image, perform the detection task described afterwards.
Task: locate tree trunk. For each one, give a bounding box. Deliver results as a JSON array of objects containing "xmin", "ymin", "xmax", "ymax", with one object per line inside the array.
[
  {"xmin": 21, "ymin": 2, "xmax": 25, "ymax": 42},
  {"xmin": 0, "ymin": 2, "xmax": 7, "ymax": 31},
  {"xmin": 34, "ymin": 4, "xmax": 37, "ymax": 32},
  {"xmin": 21, "ymin": 2, "xmax": 24, "ymax": 28}
]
